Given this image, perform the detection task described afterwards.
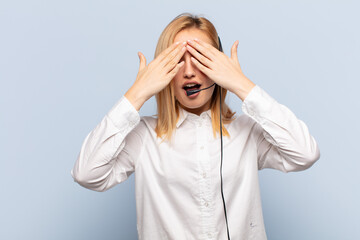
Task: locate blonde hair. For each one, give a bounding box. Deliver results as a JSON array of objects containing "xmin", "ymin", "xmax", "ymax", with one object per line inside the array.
[{"xmin": 154, "ymin": 12, "xmax": 236, "ymax": 142}]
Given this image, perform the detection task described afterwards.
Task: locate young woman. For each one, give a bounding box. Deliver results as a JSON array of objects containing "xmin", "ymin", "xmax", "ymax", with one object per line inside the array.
[{"xmin": 71, "ymin": 13, "xmax": 320, "ymax": 240}]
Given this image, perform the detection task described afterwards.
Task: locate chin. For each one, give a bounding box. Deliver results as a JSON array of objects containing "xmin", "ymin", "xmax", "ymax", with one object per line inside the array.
[
  {"xmin": 182, "ymin": 104, "xmax": 202, "ymax": 109},
  {"xmin": 180, "ymin": 98, "xmax": 210, "ymax": 110}
]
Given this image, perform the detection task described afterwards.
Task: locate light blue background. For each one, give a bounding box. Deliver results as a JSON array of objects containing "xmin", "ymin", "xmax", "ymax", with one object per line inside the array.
[{"xmin": 1, "ymin": 1, "xmax": 359, "ymax": 239}]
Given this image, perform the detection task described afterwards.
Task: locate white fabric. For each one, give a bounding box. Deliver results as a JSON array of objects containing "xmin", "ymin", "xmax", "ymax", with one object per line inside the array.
[{"xmin": 71, "ymin": 84, "xmax": 320, "ymax": 240}]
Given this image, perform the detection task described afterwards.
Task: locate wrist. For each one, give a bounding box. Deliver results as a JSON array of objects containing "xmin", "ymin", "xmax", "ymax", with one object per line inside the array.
[
  {"xmin": 124, "ymin": 87, "xmax": 148, "ymax": 111},
  {"xmin": 234, "ymin": 77, "xmax": 256, "ymax": 102}
]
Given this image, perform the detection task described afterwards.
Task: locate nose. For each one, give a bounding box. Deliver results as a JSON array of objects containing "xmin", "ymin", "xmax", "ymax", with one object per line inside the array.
[{"xmin": 182, "ymin": 52, "xmax": 196, "ymax": 78}]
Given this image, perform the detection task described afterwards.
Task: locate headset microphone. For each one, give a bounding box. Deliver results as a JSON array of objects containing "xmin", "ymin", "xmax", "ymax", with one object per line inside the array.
[
  {"xmin": 186, "ymin": 35, "xmax": 231, "ymax": 240},
  {"xmin": 185, "ymin": 83, "xmax": 216, "ymax": 96}
]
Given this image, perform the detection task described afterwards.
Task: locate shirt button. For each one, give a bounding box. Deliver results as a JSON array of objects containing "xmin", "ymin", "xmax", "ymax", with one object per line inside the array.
[
  {"xmin": 207, "ymin": 232, "xmax": 212, "ymax": 238},
  {"xmin": 200, "ymin": 146, "xmax": 204, "ymax": 150},
  {"xmin": 204, "ymin": 201, "xmax": 209, "ymax": 207},
  {"xmin": 202, "ymin": 172, "xmax": 206, "ymax": 178},
  {"xmin": 198, "ymin": 122, "xmax": 202, "ymax": 127}
]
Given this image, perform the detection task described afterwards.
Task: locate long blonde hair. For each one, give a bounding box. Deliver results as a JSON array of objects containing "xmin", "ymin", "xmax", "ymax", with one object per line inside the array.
[{"xmin": 154, "ymin": 12, "xmax": 236, "ymax": 142}]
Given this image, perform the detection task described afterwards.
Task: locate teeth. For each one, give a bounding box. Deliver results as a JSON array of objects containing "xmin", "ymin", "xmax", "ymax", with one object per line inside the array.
[{"xmin": 185, "ymin": 83, "xmax": 197, "ymax": 87}]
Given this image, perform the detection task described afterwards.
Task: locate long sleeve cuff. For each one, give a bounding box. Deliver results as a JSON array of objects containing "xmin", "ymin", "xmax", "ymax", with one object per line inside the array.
[
  {"xmin": 242, "ymin": 85, "xmax": 277, "ymax": 126},
  {"xmin": 106, "ymin": 95, "xmax": 141, "ymax": 136}
]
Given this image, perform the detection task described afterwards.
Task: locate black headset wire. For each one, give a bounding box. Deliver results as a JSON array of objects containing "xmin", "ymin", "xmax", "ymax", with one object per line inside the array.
[{"xmin": 218, "ymin": 36, "xmax": 231, "ymax": 240}]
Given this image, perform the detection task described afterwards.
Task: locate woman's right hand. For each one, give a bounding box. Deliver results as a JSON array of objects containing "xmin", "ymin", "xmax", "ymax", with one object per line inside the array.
[{"xmin": 125, "ymin": 41, "xmax": 187, "ymax": 111}]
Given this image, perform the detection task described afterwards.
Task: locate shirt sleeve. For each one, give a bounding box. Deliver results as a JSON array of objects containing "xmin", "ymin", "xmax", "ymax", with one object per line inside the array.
[
  {"xmin": 241, "ymin": 85, "xmax": 320, "ymax": 173},
  {"xmin": 70, "ymin": 95, "xmax": 143, "ymax": 191}
]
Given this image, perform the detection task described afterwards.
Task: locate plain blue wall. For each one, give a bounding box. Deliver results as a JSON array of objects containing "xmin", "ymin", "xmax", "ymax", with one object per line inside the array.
[{"xmin": 1, "ymin": 1, "xmax": 359, "ymax": 239}]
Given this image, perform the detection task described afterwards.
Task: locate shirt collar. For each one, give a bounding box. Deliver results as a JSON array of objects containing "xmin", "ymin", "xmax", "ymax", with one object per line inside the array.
[{"xmin": 176, "ymin": 107, "xmax": 212, "ymax": 128}]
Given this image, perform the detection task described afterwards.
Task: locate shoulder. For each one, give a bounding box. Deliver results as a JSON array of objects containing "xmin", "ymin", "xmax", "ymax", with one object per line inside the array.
[
  {"xmin": 133, "ymin": 114, "xmax": 157, "ymax": 133},
  {"xmin": 228, "ymin": 112, "xmax": 255, "ymax": 128},
  {"xmin": 227, "ymin": 112, "xmax": 260, "ymax": 136},
  {"xmin": 124, "ymin": 115, "xmax": 158, "ymax": 145}
]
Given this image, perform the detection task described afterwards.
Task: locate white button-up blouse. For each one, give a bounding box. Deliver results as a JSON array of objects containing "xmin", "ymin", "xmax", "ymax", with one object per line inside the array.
[{"xmin": 71, "ymin": 84, "xmax": 320, "ymax": 240}]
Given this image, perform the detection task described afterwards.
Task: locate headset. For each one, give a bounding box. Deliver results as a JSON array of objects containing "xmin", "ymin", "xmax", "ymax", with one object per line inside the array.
[{"xmin": 185, "ymin": 36, "xmax": 231, "ymax": 240}]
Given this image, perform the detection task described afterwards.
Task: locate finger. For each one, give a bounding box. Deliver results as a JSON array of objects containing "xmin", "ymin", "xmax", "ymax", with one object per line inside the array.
[
  {"xmin": 157, "ymin": 41, "xmax": 183, "ymax": 64},
  {"xmin": 163, "ymin": 44, "xmax": 187, "ymax": 72},
  {"xmin": 138, "ymin": 52, "xmax": 146, "ymax": 71},
  {"xmin": 188, "ymin": 38, "xmax": 215, "ymax": 60},
  {"xmin": 190, "ymin": 56, "xmax": 211, "ymax": 76},
  {"xmin": 167, "ymin": 61, "xmax": 185, "ymax": 81},
  {"xmin": 186, "ymin": 44, "xmax": 212, "ymax": 69},
  {"xmin": 160, "ymin": 42, "xmax": 186, "ymax": 67},
  {"xmin": 231, "ymin": 40, "xmax": 239, "ymax": 62}
]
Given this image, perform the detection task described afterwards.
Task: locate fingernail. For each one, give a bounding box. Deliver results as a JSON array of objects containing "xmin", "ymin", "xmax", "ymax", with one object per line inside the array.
[
  {"xmin": 175, "ymin": 41, "xmax": 180, "ymax": 45},
  {"xmin": 182, "ymin": 41, "xmax": 187, "ymax": 45}
]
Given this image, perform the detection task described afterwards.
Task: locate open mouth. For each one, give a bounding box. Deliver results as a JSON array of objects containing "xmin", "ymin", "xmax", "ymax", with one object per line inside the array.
[{"xmin": 183, "ymin": 83, "xmax": 201, "ymax": 91}]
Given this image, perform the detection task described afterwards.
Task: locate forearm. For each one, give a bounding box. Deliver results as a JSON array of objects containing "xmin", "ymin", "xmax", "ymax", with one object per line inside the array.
[
  {"xmin": 241, "ymin": 85, "xmax": 320, "ymax": 172},
  {"xmin": 71, "ymin": 95, "xmax": 141, "ymax": 191},
  {"xmin": 234, "ymin": 76, "xmax": 256, "ymax": 102}
]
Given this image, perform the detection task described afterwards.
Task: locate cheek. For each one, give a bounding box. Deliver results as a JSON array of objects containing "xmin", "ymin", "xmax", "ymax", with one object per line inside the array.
[
  {"xmin": 172, "ymin": 76, "xmax": 182, "ymax": 89},
  {"xmin": 173, "ymin": 71, "xmax": 179, "ymax": 78}
]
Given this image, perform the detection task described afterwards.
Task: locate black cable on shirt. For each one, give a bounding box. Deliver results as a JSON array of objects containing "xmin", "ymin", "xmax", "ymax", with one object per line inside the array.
[{"xmin": 219, "ymin": 86, "xmax": 231, "ymax": 240}]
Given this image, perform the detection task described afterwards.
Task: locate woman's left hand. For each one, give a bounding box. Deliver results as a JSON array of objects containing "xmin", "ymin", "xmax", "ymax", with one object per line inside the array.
[{"xmin": 186, "ymin": 38, "xmax": 256, "ymax": 101}]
